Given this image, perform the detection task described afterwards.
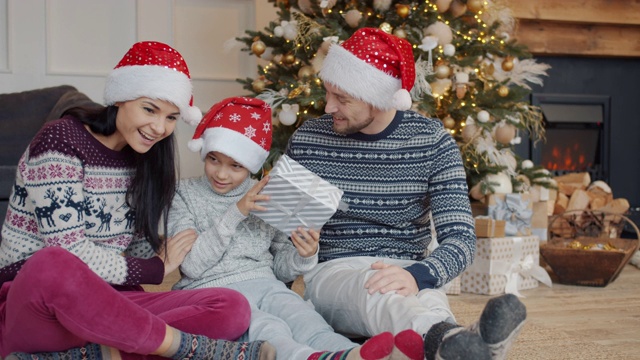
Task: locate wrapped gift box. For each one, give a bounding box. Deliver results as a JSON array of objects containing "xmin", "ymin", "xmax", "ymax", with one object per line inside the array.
[
  {"xmin": 461, "ymin": 236, "xmax": 552, "ymax": 296},
  {"xmin": 487, "ymin": 193, "xmax": 533, "ymax": 236},
  {"xmin": 475, "ymin": 217, "xmax": 506, "ymax": 238},
  {"xmin": 531, "ymin": 201, "xmax": 548, "ymax": 241},
  {"xmin": 445, "ymin": 276, "xmax": 461, "ymax": 295},
  {"xmin": 254, "ymin": 155, "xmax": 344, "ymax": 234}
]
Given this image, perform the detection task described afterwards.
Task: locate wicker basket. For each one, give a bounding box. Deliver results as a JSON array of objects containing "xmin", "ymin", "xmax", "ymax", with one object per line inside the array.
[{"xmin": 541, "ymin": 210, "xmax": 639, "ymax": 287}]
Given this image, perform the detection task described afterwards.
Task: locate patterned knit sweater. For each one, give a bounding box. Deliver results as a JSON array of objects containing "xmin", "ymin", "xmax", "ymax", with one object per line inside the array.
[
  {"xmin": 286, "ymin": 110, "xmax": 476, "ymax": 289},
  {"xmin": 0, "ymin": 117, "xmax": 163, "ymax": 286},
  {"xmin": 168, "ymin": 175, "xmax": 317, "ymax": 290}
]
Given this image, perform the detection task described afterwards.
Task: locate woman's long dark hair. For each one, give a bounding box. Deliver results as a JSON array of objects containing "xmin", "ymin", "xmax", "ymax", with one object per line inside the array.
[{"xmin": 64, "ymin": 105, "xmax": 176, "ymax": 253}]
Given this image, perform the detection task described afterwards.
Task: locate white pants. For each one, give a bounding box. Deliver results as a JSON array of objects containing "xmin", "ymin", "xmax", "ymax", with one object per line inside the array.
[
  {"xmin": 303, "ymin": 257, "xmax": 456, "ymax": 337},
  {"xmin": 227, "ymin": 278, "xmax": 356, "ymax": 360}
]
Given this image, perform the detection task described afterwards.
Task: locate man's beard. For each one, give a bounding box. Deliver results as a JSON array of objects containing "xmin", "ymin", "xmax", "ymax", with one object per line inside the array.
[{"xmin": 332, "ymin": 115, "xmax": 374, "ymax": 135}]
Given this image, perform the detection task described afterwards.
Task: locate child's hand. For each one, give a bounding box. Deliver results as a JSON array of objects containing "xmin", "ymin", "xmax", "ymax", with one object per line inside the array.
[
  {"xmin": 290, "ymin": 227, "xmax": 319, "ymax": 258},
  {"xmin": 161, "ymin": 229, "xmax": 198, "ymax": 276},
  {"xmin": 237, "ymin": 175, "xmax": 270, "ymax": 216}
]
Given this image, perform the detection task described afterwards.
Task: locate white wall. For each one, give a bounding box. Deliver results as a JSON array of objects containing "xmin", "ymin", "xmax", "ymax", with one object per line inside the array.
[{"xmin": 0, "ymin": 0, "xmax": 277, "ymax": 178}]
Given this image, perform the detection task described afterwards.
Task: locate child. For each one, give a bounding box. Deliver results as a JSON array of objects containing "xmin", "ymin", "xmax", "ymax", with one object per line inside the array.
[{"xmin": 168, "ymin": 96, "xmax": 426, "ymax": 360}]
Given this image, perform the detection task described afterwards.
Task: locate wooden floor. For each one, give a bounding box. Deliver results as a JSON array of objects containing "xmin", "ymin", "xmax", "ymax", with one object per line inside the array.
[{"xmin": 449, "ymin": 264, "xmax": 640, "ymax": 359}]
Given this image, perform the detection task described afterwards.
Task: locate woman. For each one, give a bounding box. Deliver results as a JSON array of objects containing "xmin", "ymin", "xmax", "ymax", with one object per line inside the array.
[{"xmin": 0, "ymin": 41, "xmax": 274, "ymax": 360}]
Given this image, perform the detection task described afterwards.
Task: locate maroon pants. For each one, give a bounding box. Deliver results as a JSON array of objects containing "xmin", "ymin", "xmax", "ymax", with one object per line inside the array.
[{"xmin": 0, "ymin": 247, "xmax": 250, "ymax": 357}]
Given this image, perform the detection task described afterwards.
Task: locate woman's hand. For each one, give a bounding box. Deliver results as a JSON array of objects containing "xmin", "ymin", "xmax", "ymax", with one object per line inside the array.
[
  {"xmin": 237, "ymin": 176, "xmax": 270, "ymax": 216},
  {"xmin": 290, "ymin": 227, "xmax": 319, "ymax": 258},
  {"xmin": 160, "ymin": 229, "xmax": 197, "ymax": 276}
]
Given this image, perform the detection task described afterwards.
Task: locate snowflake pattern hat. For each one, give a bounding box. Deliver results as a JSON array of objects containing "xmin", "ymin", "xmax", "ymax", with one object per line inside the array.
[
  {"xmin": 104, "ymin": 41, "xmax": 202, "ymax": 125},
  {"xmin": 188, "ymin": 97, "xmax": 272, "ymax": 173},
  {"xmin": 319, "ymin": 27, "xmax": 416, "ymax": 111}
]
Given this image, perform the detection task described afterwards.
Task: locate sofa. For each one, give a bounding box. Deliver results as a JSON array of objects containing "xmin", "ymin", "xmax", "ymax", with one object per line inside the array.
[{"xmin": 0, "ymin": 85, "xmax": 100, "ymax": 228}]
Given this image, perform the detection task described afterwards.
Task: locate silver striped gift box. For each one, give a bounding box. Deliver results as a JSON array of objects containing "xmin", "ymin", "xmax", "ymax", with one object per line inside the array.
[{"xmin": 254, "ymin": 155, "xmax": 344, "ymax": 234}]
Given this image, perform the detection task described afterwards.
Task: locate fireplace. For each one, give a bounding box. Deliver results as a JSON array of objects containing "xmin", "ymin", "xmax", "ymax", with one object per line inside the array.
[{"xmin": 529, "ymin": 94, "xmax": 611, "ymax": 182}]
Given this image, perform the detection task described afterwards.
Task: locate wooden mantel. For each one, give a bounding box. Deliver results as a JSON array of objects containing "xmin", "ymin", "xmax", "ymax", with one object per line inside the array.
[{"xmin": 508, "ymin": 0, "xmax": 640, "ymax": 58}]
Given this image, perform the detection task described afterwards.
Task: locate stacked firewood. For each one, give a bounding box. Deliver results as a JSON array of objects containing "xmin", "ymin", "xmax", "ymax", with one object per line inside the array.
[
  {"xmin": 547, "ymin": 172, "xmax": 633, "ymax": 240},
  {"xmin": 549, "ymin": 172, "xmax": 630, "ymax": 216}
]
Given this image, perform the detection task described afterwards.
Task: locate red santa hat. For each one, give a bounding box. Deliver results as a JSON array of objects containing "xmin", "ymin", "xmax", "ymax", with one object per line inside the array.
[
  {"xmin": 319, "ymin": 28, "xmax": 416, "ymax": 111},
  {"xmin": 104, "ymin": 41, "xmax": 202, "ymax": 126},
  {"xmin": 188, "ymin": 97, "xmax": 272, "ymax": 173}
]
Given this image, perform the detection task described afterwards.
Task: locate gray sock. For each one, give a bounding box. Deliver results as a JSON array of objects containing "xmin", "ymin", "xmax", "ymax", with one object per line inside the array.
[{"xmin": 423, "ymin": 321, "xmax": 462, "ymax": 360}]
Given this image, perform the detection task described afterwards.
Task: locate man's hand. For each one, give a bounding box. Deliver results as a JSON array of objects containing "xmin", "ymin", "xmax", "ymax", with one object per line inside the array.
[
  {"xmin": 364, "ymin": 261, "xmax": 419, "ymax": 296},
  {"xmin": 160, "ymin": 229, "xmax": 197, "ymax": 276},
  {"xmin": 237, "ymin": 176, "xmax": 270, "ymax": 216},
  {"xmin": 290, "ymin": 227, "xmax": 319, "ymax": 258}
]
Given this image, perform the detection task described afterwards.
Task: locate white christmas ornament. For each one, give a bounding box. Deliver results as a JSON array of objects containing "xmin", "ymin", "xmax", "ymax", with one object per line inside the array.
[
  {"xmin": 283, "ymin": 21, "xmax": 298, "ymax": 41},
  {"xmin": 279, "ymin": 104, "xmax": 299, "ymax": 126},
  {"xmin": 344, "ymin": 10, "xmax": 362, "ymax": 28},
  {"xmin": 418, "ymin": 36, "xmax": 438, "ymax": 52},
  {"xmin": 373, "ymin": 0, "xmax": 392, "ymax": 11},
  {"xmin": 443, "ymin": 44, "xmax": 456, "ymax": 57},
  {"xmin": 424, "ymin": 21, "xmax": 453, "ymax": 46},
  {"xmin": 486, "ymin": 172, "xmax": 513, "ymax": 194},
  {"xmin": 297, "ymin": 0, "xmax": 313, "ymax": 14},
  {"xmin": 477, "ymin": 110, "xmax": 490, "ymax": 123},
  {"xmin": 521, "ymin": 159, "xmax": 534, "ymax": 169},
  {"xmin": 320, "ymin": 0, "xmax": 337, "ymax": 9}
]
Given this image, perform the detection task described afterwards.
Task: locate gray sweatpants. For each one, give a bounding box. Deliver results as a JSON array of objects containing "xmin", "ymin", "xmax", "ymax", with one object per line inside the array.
[{"xmin": 303, "ymin": 256, "xmax": 456, "ymax": 337}]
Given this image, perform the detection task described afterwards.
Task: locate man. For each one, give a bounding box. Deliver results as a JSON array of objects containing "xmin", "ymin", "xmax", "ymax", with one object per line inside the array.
[{"xmin": 285, "ymin": 28, "xmax": 526, "ymax": 360}]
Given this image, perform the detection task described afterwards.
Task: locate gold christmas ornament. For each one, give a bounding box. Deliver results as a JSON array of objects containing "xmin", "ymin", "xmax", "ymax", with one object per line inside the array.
[
  {"xmin": 443, "ymin": 115, "xmax": 456, "ymax": 129},
  {"xmin": 297, "ymin": 65, "xmax": 315, "ymax": 79},
  {"xmin": 251, "ymin": 40, "xmax": 266, "ymax": 57},
  {"xmin": 288, "ymin": 85, "xmax": 305, "ymax": 98},
  {"xmin": 436, "ymin": 0, "xmax": 453, "ymax": 13},
  {"xmin": 393, "ymin": 28, "xmax": 407, "ymax": 39},
  {"xmin": 282, "ymin": 53, "xmax": 296, "ymax": 65},
  {"xmin": 450, "ymin": 0, "xmax": 467, "ymax": 18},
  {"xmin": 502, "ymin": 57, "xmax": 514, "ymax": 71},
  {"xmin": 379, "ymin": 22, "xmax": 393, "ymax": 34},
  {"xmin": 304, "ymin": 86, "xmax": 312, "ymax": 96},
  {"xmin": 466, "ymin": 0, "xmax": 483, "ymax": 13},
  {"xmin": 461, "ymin": 122, "xmax": 480, "ymax": 142},
  {"xmin": 435, "ymin": 64, "xmax": 451, "ymax": 79},
  {"xmin": 251, "ymin": 78, "xmax": 266, "ymax": 93},
  {"xmin": 395, "ymin": 4, "xmax": 411, "ymax": 18},
  {"xmin": 494, "ymin": 123, "xmax": 517, "ymax": 145},
  {"xmin": 498, "ymin": 85, "xmax": 509, "ymax": 97}
]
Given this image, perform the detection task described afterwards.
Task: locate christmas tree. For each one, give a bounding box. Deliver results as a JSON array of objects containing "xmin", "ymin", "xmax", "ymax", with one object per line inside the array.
[{"xmin": 235, "ymin": 0, "xmax": 553, "ymax": 197}]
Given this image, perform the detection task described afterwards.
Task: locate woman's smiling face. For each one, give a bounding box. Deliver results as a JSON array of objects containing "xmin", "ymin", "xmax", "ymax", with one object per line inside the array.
[{"xmin": 112, "ymin": 97, "xmax": 179, "ymax": 152}]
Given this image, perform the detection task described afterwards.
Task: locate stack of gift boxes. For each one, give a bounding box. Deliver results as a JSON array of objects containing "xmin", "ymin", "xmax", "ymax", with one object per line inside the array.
[{"xmin": 462, "ymin": 189, "xmax": 552, "ymax": 296}]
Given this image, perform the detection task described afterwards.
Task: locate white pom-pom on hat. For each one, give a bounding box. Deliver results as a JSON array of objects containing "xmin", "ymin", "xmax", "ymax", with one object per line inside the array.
[
  {"xmin": 187, "ymin": 138, "xmax": 203, "ymax": 153},
  {"xmin": 392, "ymin": 89, "xmax": 413, "ymax": 110}
]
